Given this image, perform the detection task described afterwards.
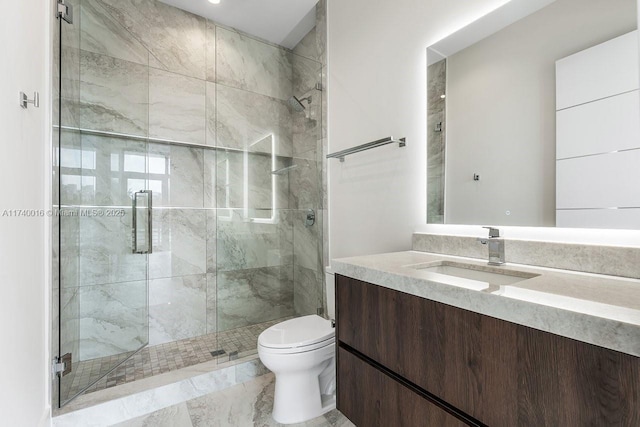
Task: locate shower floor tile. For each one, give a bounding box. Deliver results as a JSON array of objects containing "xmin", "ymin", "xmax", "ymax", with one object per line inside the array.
[{"xmin": 60, "ymin": 317, "xmax": 291, "ymax": 404}]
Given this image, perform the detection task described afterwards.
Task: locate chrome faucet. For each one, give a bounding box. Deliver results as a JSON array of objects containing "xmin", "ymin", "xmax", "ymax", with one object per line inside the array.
[{"xmin": 477, "ymin": 227, "xmax": 505, "ymax": 265}]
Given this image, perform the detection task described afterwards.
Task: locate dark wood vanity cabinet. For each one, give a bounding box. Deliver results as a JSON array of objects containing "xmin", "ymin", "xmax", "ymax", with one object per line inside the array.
[{"xmin": 335, "ymin": 274, "xmax": 640, "ymax": 427}]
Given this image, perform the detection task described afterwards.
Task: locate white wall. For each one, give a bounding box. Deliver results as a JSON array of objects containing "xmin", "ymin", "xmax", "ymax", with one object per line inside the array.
[
  {"xmin": 327, "ymin": 0, "xmax": 513, "ymax": 260},
  {"xmin": 0, "ymin": 1, "xmax": 52, "ymax": 426},
  {"xmin": 445, "ymin": 0, "xmax": 635, "ymax": 227},
  {"xmin": 328, "ymin": 0, "xmax": 640, "ymax": 261}
]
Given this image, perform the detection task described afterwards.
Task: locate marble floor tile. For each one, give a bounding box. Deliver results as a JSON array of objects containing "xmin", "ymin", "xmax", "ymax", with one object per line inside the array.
[
  {"xmin": 186, "ymin": 374, "xmax": 353, "ymax": 427},
  {"xmin": 80, "ymin": 50, "xmax": 148, "ymax": 136},
  {"xmin": 112, "ymin": 403, "xmax": 193, "ymax": 427},
  {"xmin": 149, "ymin": 68, "xmax": 206, "ymax": 144},
  {"xmin": 114, "ymin": 403, "xmax": 193, "ymax": 427},
  {"xmin": 216, "ymin": 27, "xmax": 292, "ymax": 100}
]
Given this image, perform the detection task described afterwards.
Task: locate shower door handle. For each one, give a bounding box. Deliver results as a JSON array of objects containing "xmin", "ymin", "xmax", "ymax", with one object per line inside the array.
[{"xmin": 132, "ymin": 190, "xmax": 152, "ymax": 254}]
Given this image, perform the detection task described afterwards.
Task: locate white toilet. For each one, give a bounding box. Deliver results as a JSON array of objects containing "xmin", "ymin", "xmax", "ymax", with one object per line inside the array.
[{"xmin": 257, "ymin": 315, "xmax": 336, "ymax": 424}]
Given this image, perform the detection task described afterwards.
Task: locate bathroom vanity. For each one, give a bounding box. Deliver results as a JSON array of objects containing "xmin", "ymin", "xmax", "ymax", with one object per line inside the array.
[{"xmin": 333, "ymin": 251, "xmax": 640, "ymax": 426}]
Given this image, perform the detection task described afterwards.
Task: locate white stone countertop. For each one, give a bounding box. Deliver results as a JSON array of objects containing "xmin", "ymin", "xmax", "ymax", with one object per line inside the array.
[{"xmin": 331, "ymin": 251, "xmax": 640, "ymax": 357}]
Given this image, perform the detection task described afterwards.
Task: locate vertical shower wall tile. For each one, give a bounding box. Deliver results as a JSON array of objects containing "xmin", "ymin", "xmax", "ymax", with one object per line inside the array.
[
  {"xmin": 78, "ymin": 281, "xmax": 148, "ymax": 360},
  {"xmin": 99, "ymin": 0, "xmax": 206, "ymax": 79},
  {"xmin": 292, "ymin": 54, "xmax": 322, "ymax": 97},
  {"xmin": 149, "ymin": 68, "xmax": 206, "ymax": 144},
  {"xmin": 205, "ymin": 82, "xmax": 217, "ymax": 146},
  {"xmin": 58, "ymin": 47, "xmax": 82, "ymax": 129},
  {"xmin": 216, "ymin": 151, "xmax": 284, "ymax": 210},
  {"xmin": 321, "ymin": 66, "xmax": 327, "ymax": 139},
  {"xmin": 79, "ymin": 208, "xmax": 147, "ymax": 286},
  {"xmin": 149, "ymin": 275, "xmax": 207, "ymax": 345},
  {"xmin": 217, "ymin": 266, "xmax": 294, "ymax": 331},
  {"xmin": 293, "ymin": 210, "xmax": 323, "ymax": 272},
  {"xmin": 60, "ymin": 286, "xmax": 81, "ymax": 364},
  {"xmin": 216, "ymin": 27, "xmax": 293, "ymax": 100},
  {"xmin": 292, "ymin": 27, "xmax": 320, "ymax": 63},
  {"xmin": 216, "ymin": 85, "xmax": 293, "ymax": 156},
  {"xmin": 80, "ymin": 0, "xmax": 148, "ymax": 65},
  {"xmin": 148, "ymin": 144, "xmax": 204, "ymax": 208},
  {"xmin": 206, "ymin": 21, "xmax": 216, "ymax": 82},
  {"xmin": 316, "ymin": 0, "xmax": 327, "ymax": 65},
  {"xmin": 206, "ymin": 273, "xmax": 217, "ymax": 334},
  {"xmin": 215, "ymin": 150, "xmax": 243, "ymax": 209},
  {"xmin": 80, "ymin": 51, "xmax": 149, "ymax": 135},
  {"xmin": 293, "ymin": 265, "xmax": 322, "ymax": 316},
  {"xmin": 80, "ymin": 134, "xmax": 148, "ymax": 206},
  {"xmin": 60, "ymin": 207, "xmax": 80, "ymax": 289},
  {"xmin": 206, "ymin": 210, "xmax": 217, "ymax": 274},
  {"xmin": 216, "ymin": 210, "xmax": 293, "ymax": 272},
  {"xmin": 290, "ymin": 158, "xmax": 321, "ymax": 210},
  {"xmin": 292, "ymin": 112, "xmax": 320, "ymax": 160},
  {"xmin": 149, "ymin": 208, "xmax": 172, "ymax": 279},
  {"xmin": 204, "ymin": 148, "xmax": 217, "ymax": 208},
  {"xmin": 150, "ymin": 209, "xmax": 207, "ymax": 279}
]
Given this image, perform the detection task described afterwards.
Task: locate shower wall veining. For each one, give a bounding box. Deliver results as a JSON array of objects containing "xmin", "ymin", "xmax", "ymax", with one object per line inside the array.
[{"xmin": 53, "ymin": 0, "xmax": 327, "ymax": 396}]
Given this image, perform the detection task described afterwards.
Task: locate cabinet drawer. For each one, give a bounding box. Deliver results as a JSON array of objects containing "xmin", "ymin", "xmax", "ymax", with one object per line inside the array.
[
  {"xmin": 336, "ymin": 274, "xmax": 640, "ymax": 426},
  {"xmin": 337, "ymin": 346, "xmax": 468, "ymax": 427}
]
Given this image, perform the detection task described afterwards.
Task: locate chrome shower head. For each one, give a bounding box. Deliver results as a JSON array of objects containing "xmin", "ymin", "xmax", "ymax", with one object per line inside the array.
[{"xmin": 287, "ymin": 95, "xmax": 312, "ymax": 113}]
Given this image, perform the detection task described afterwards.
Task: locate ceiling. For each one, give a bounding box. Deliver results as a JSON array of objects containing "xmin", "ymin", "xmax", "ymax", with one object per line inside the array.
[{"xmin": 159, "ymin": 0, "xmax": 319, "ymax": 49}]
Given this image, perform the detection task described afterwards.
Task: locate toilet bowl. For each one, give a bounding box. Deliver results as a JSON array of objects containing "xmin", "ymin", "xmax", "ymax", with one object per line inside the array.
[{"xmin": 257, "ymin": 315, "xmax": 336, "ymax": 424}]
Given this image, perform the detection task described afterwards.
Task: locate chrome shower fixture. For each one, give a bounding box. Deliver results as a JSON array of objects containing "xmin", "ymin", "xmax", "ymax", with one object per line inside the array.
[{"xmin": 287, "ymin": 95, "xmax": 312, "ymax": 112}]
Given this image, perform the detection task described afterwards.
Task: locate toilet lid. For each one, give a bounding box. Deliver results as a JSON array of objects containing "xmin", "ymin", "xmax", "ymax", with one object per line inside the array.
[{"xmin": 258, "ymin": 315, "xmax": 335, "ymax": 349}]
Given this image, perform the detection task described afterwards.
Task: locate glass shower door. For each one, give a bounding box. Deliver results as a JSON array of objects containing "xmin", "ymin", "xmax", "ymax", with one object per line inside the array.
[{"xmin": 54, "ymin": 0, "xmax": 150, "ymax": 406}]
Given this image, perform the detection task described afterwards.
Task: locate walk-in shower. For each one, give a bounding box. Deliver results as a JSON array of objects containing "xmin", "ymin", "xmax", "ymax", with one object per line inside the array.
[{"xmin": 52, "ymin": 0, "xmax": 327, "ymax": 408}]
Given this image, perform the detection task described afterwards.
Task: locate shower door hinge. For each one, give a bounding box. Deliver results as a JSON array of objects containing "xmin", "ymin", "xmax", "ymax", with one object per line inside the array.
[
  {"xmin": 53, "ymin": 353, "xmax": 72, "ymax": 377},
  {"xmin": 57, "ymin": 0, "xmax": 74, "ymax": 24}
]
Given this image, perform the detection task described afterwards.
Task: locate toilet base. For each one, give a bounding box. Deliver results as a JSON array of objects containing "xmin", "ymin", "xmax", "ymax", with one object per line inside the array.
[{"xmin": 272, "ymin": 371, "xmax": 336, "ymax": 424}]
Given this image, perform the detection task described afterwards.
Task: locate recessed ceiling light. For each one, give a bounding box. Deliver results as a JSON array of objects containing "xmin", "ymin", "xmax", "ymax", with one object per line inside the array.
[{"xmin": 209, "ymin": 0, "xmax": 221, "ymax": 4}]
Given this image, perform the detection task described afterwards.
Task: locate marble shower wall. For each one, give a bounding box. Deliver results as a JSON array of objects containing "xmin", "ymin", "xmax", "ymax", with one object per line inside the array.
[
  {"xmin": 427, "ymin": 59, "xmax": 446, "ymax": 224},
  {"xmin": 56, "ymin": 0, "xmax": 327, "ymax": 366},
  {"xmin": 290, "ymin": 1, "xmax": 327, "ymax": 316}
]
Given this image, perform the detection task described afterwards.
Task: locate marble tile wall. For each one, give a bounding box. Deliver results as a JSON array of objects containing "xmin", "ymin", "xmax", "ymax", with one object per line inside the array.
[
  {"xmin": 289, "ymin": 15, "xmax": 326, "ymax": 315},
  {"xmin": 55, "ymin": 0, "xmax": 327, "ymax": 398}
]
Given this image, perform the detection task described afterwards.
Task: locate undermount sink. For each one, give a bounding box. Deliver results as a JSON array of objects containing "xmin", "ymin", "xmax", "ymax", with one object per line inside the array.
[{"xmin": 413, "ymin": 261, "xmax": 539, "ymax": 287}]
